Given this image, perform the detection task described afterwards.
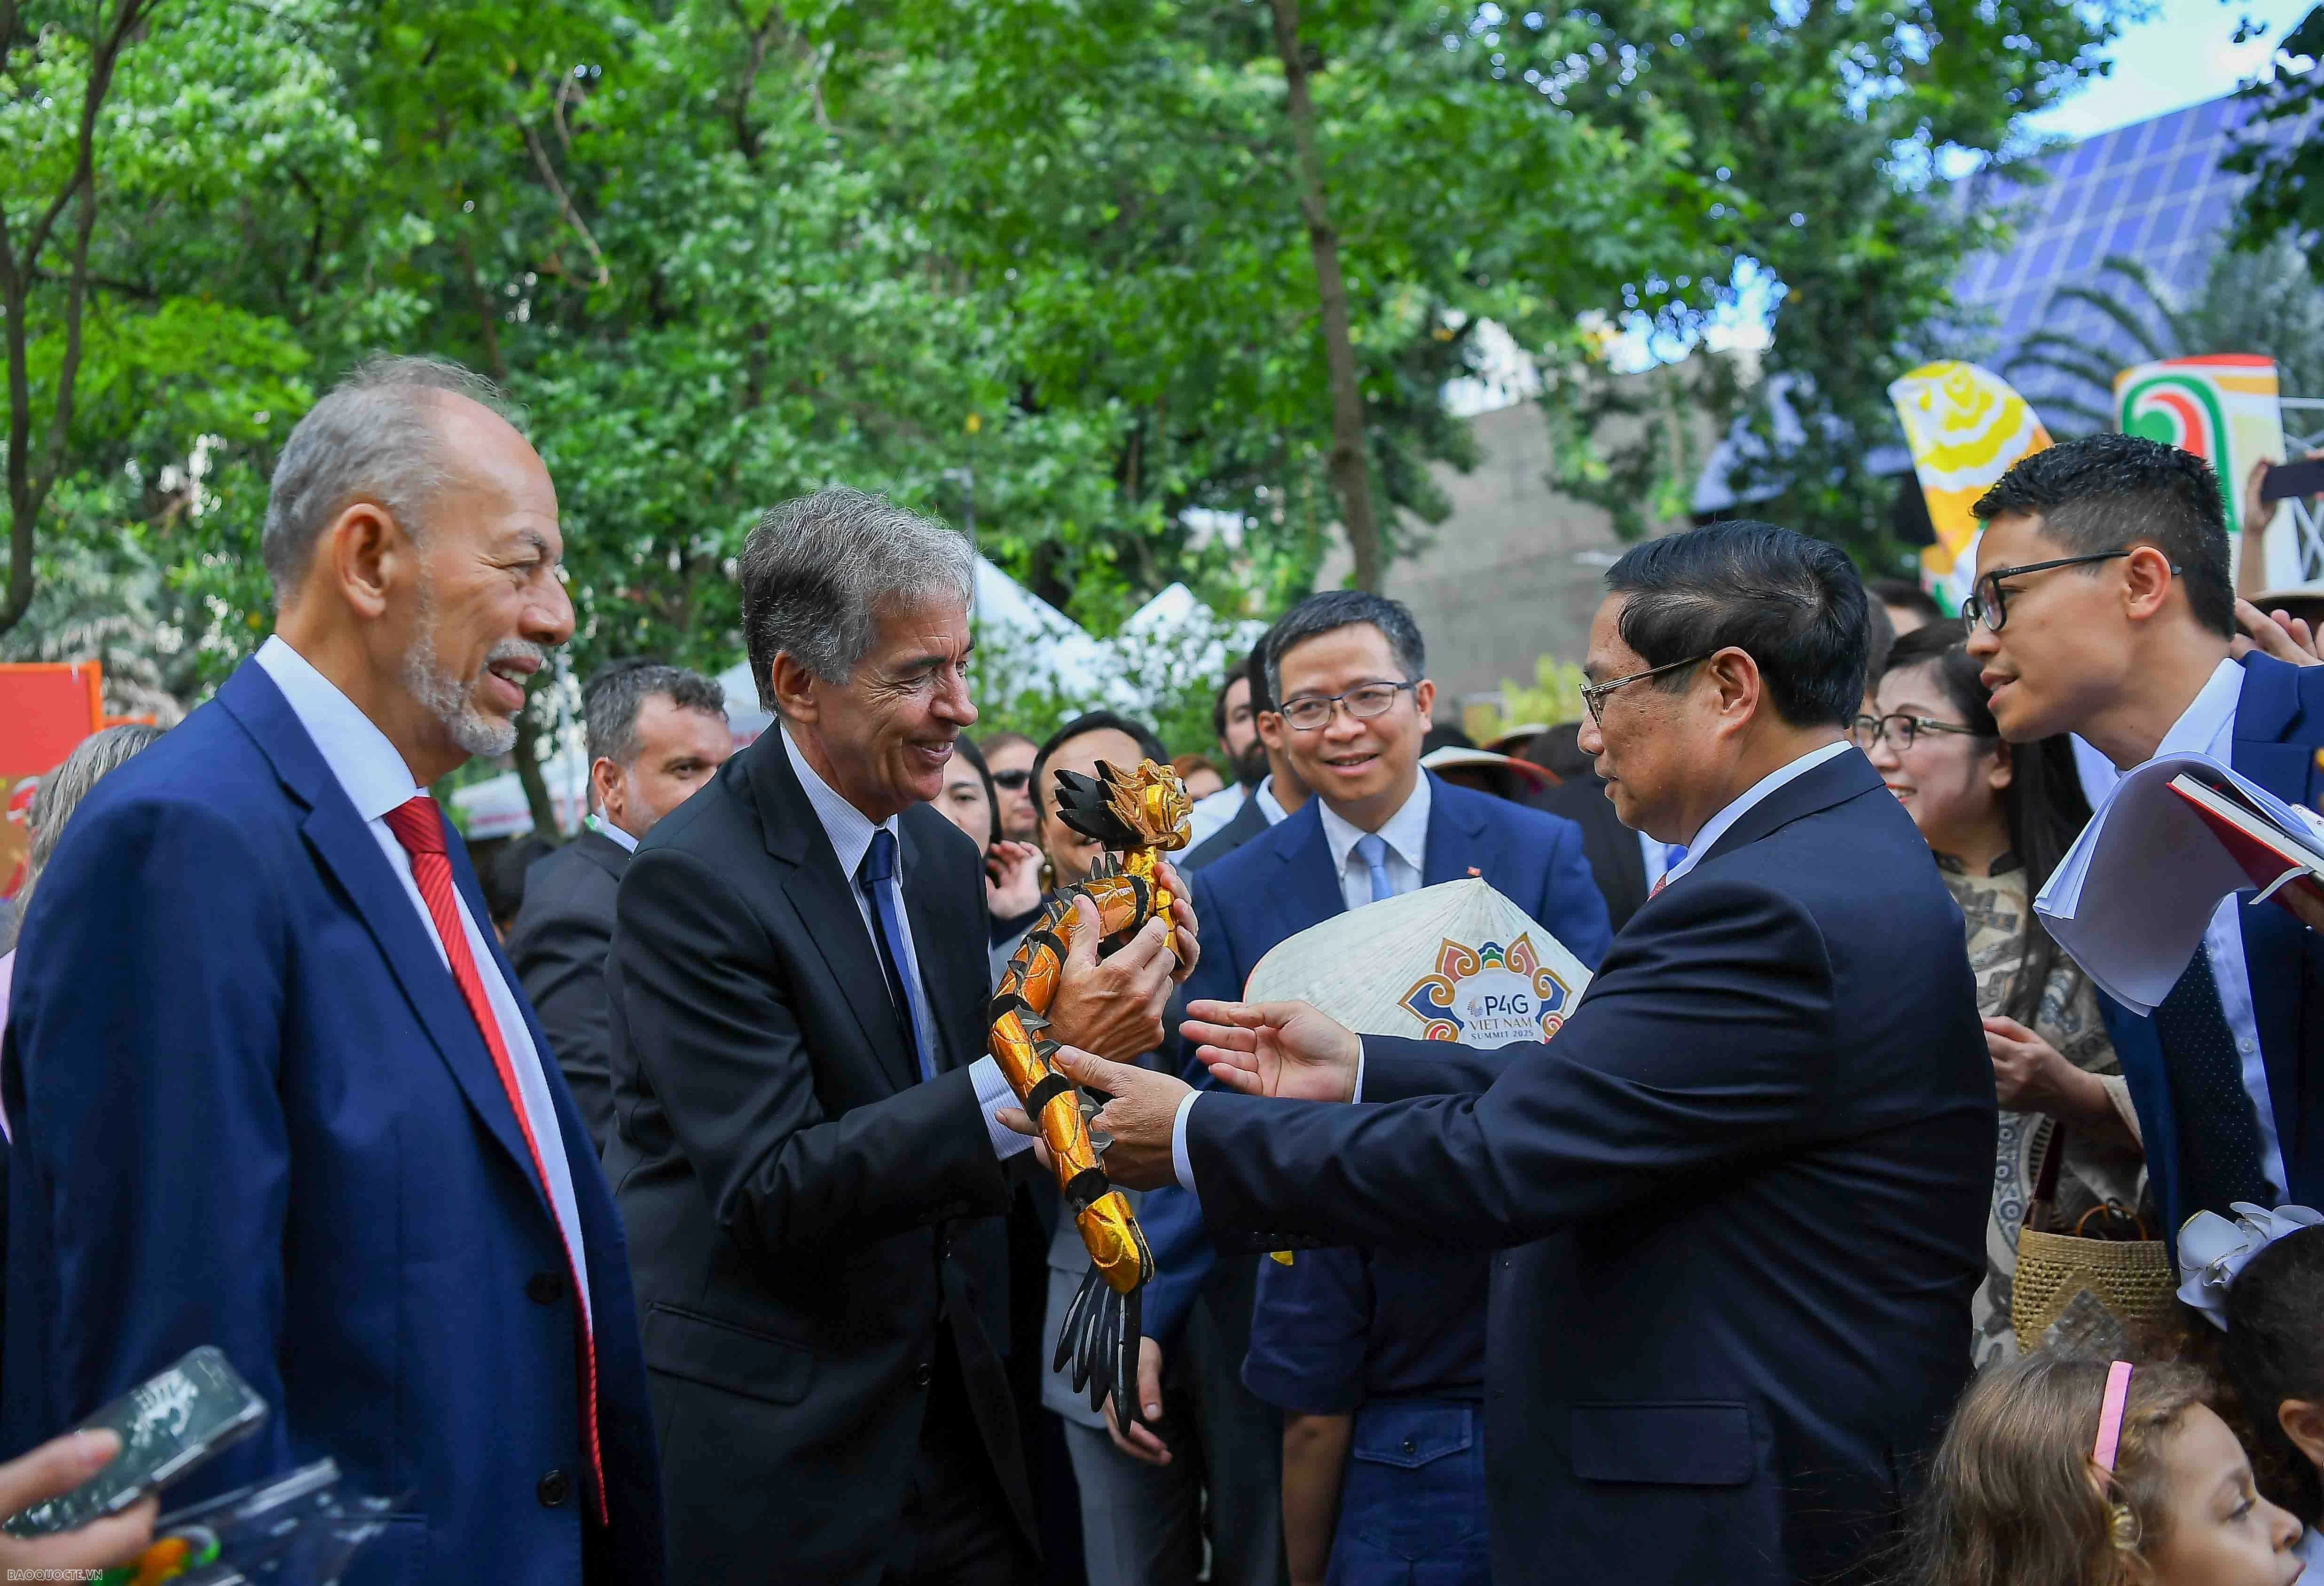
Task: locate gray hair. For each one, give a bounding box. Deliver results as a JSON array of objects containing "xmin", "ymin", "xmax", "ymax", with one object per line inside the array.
[
  {"xmin": 19, "ymin": 724, "xmax": 167, "ymax": 915},
  {"xmin": 262, "ymin": 354, "xmax": 518, "ymax": 605},
  {"xmin": 583, "ymin": 661, "xmax": 728, "ymax": 771},
  {"xmin": 737, "ymin": 488, "xmax": 975, "ymax": 706},
  {"xmin": 1264, "ymin": 589, "xmax": 1427, "ymax": 704}
]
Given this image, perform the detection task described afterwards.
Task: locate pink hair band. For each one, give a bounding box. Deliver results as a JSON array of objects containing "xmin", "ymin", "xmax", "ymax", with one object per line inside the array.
[{"xmin": 2092, "ymin": 1360, "xmax": 2134, "ymax": 1475}]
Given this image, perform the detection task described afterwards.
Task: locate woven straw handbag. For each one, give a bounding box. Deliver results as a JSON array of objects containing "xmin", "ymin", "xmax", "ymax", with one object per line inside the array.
[{"xmin": 2011, "ymin": 1122, "xmax": 2177, "ymax": 1354}]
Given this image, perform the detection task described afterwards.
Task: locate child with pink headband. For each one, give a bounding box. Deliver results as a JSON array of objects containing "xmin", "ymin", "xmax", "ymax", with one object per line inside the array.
[{"xmin": 1900, "ymin": 1354, "xmax": 2304, "ymax": 1586}]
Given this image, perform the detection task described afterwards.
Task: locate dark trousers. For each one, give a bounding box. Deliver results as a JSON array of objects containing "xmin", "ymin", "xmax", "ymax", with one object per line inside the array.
[
  {"xmin": 889, "ymin": 1333, "xmax": 1041, "ymax": 1586},
  {"xmin": 1185, "ymin": 1256, "xmax": 1288, "ymax": 1586},
  {"xmin": 1326, "ymin": 1400, "xmax": 1489, "ymax": 1586}
]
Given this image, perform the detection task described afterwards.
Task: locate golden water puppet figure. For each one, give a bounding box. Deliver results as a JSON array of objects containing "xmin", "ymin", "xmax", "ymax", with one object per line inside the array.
[{"xmin": 987, "ymin": 758, "xmax": 1192, "ymax": 1430}]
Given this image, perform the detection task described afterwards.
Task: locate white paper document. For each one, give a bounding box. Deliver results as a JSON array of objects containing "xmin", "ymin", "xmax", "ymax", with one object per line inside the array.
[{"xmin": 2034, "ymin": 751, "xmax": 2324, "ymax": 1014}]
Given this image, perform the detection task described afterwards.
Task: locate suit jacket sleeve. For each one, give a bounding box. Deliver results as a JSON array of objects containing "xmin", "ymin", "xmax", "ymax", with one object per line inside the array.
[
  {"xmin": 612, "ymin": 844, "xmax": 1008, "ymax": 1262},
  {"xmin": 1186, "ymin": 873, "xmax": 1836, "ymax": 1250},
  {"xmin": 512, "ymin": 879, "xmax": 617, "ymax": 1153},
  {"xmin": 1358, "ymin": 1040, "xmax": 1508, "ymax": 1103},
  {"xmin": 7, "ymin": 796, "xmax": 297, "ymax": 1480}
]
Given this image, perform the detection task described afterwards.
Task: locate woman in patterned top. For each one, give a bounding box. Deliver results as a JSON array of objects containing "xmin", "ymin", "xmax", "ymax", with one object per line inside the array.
[{"xmin": 1857, "ymin": 621, "xmax": 2149, "ymax": 1367}]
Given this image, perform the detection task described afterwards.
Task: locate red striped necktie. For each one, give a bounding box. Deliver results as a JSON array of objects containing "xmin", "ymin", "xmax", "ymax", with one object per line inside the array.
[{"xmin": 381, "ymin": 795, "xmax": 606, "ymax": 1523}]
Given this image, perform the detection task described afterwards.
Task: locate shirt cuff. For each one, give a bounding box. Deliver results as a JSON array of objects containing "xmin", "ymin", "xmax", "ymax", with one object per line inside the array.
[
  {"xmin": 1172, "ymin": 1090, "xmax": 1201, "ymax": 1192},
  {"xmin": 1352, "ymin": 1042, "xmax": 1366, "ymax": 1104},
  {"xmin": 970, "ymin": 1056, "xmax": 1041, "ymax": 1161}
]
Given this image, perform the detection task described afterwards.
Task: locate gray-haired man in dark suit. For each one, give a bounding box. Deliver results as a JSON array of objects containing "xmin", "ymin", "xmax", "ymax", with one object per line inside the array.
[{"xmin": 510, "ymin": 660, "xmax": 731, "ymax": 1149}]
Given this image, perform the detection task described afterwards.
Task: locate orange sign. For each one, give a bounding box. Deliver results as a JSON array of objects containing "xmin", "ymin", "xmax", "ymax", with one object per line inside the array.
[{"xmin": 1, "ymin": 661, "xmax": 106, "ymax": 894}]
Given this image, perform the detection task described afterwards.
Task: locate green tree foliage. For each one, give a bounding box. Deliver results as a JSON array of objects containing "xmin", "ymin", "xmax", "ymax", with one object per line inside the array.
[
  {"xmin": 2226, "ymin": 13, "xmax": 2324, "ymax": 273},
  {"xmin": 2005, "ymin": 237, "xmax": 2324, "ymax": 433},
  {"xmin": 3, "ymin": 0, "xmax": 2113, "ymax": 769}
]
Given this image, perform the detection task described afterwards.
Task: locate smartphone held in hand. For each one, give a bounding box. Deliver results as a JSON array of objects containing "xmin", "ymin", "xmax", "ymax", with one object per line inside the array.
[{"xmin": 3, "ymin": 1346, "xmax": 266, "ymax": 1538}]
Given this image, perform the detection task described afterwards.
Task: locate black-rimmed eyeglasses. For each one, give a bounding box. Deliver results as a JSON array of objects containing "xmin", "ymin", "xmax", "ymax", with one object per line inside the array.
[
  {"xmin": 1279, "ymin": 680, "xmax": 1418, "ymax": 732},
  {"xmin": 1578, "ymin": 653, "xmax": 1715, "ymax": 724},
  {"xmin": 1850, "ymin": 713, "xmax": 1988, "ymax": 753},
  {"xmin": 1961, "ymin": 552, "xmax": 2160, "ymax": 635}
]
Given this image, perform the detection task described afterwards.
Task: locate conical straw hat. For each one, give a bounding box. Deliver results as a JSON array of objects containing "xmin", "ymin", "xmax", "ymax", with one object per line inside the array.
[{"xmin": 1243, "ymin": 877, "xmax": 1591, "ymax": 1047}]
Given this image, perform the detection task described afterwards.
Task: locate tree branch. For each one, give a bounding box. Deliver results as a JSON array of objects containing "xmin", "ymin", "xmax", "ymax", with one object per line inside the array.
[
  {"xmin": 0, "ymin": 0, "xmax": 154, "ymax": 639},
  {"xmin": 1266, "ymin": 0, "xmax": 1383, "ymax": 590},
  {"xmin": 725, "ymin": 0, "xmax": 785, "ymax": 159},
  {"xmin": 515, "ymin": 117, "xmax": 610, "ymax": 289}
]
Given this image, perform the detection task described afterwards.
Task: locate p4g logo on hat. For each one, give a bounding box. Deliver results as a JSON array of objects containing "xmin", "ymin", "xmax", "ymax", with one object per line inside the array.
[{"xmin": 1246, "ymin": 876, "xmax": 1594, "ymax": 1052}]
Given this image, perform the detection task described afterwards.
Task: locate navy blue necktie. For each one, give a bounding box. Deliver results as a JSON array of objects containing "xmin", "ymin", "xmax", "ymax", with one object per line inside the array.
[
  {"xmin": 858, "ymin": 828, "xmax": 937, "ymax": 1084},
  {"xmin": 2153, "ymin": 943, "xmax": 2273, "ymax": 1217}
]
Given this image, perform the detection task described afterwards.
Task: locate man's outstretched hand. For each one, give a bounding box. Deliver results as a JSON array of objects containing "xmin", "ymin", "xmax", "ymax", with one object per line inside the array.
[
  {"xmin": 1180, "ymin": 1000, "xmax": 1362, "ymax": 1103},
  {"xmin": 1000, "ymin": 1000, "xmax": 1365, "ymax": 1187},
  {"xmin": 1010, "ymin": 1046, "xmax": 1190, "ymax": 1191}
]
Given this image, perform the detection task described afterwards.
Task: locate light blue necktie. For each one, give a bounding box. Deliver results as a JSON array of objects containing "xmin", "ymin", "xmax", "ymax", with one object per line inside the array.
[
  {"xmin": 859, "ymin": 828, "xmax": 937, "ymax": 1084},
  {"xmin": 1664, "ymin": 843, "xmax": 1688, "ymax": 874},
  {"xmin": 1355, "ymin": 832, "xmax": 1395, "ymax": 905}
]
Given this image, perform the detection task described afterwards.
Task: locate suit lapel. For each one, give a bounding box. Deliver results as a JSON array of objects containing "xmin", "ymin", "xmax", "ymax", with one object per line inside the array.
[
  {"xmin": 746, "ymin": 734, "xmax": 920, "ymax": 1095},
  {"xmin": 451, "ymin": 833, "xmax": 567, "ymax": 1101},
  {"xmin": 1422, "ymin": 774, "xmax": 1493, "ymax": 888},
  {"xmin": 577, "ymin": 829, "xmax": 631, "ymax": 886},
  {"xmin": 1273, "ymin": 803, "xmax": 1351, "ymax": 923},
  {"xmin": 216, "ymin": 664, "xmax": 547, "ymax": 1204},
  {"xmin": 2234, "ymin": 663, "xmax": 2315, "ymax": 1158},
  {"xmin": 1224, "ymin": 795, "xmax": 1267, "ymax": 849}
]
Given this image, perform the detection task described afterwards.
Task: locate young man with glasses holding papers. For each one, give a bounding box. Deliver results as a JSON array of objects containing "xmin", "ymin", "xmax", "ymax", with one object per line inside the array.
[{"xmin": 1959, "ymin": 432, "xmax": 2324, "ymax": 1237}]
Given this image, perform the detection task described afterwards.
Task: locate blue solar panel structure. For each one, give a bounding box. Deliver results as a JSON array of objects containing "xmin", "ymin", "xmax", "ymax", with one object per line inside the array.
[
  {"xmin": 1694, "ymin": 88, "xmax": 2299, "ymax": 514},
  {"xmin": 1946, "ymin": 91, "xmax": 2285, "ymax": 413}
]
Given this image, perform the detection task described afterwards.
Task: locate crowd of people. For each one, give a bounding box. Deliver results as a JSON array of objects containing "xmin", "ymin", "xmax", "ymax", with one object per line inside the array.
[{"xmin": 0, "ymin": 354, "xmax": 2319, "ymax": 1586}]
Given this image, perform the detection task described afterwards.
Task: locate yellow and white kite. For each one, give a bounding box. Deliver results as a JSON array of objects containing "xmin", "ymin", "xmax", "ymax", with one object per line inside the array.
[{"xmin": 1887, "ymin": 361, "xmax": 2054, "ymax": 614}]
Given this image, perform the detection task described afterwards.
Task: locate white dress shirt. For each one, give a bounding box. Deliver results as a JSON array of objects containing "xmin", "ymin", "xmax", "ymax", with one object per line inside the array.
[
  {"xmin": 1170, "ymin": 774, "xmax": 1437, "ymax": 1190},
  {"xmin": 254, "ymin": 636, "xmax": 592, "ymax": 1326},
  {"xmin": 2071, "ymin": 734, "xmax": 2119, "ymax": 812},
  {"xmin": 1251, "ymin": 776, "xmax": 1290, "ymax": 828},
  {"xmin": 780, "ymin": 726, "xmax": 1036, "ymax": 1162},
  {"xmin": 1316, "ymin": 773, "xmax": 1430, "ymax": 911},
  {"xmin": 1168, "ymin": 739, "xmax": 1859, "ymax": 1192},
  {"xmin": 586, "ymin": 812, "xmax": 639, "ymax": 853},
  {"xmin": 2144, "ymin": 657, "xmax": 2285, "ymax": 1199}
]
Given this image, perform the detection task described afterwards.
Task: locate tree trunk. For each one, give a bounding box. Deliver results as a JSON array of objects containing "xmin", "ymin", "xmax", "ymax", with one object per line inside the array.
[
  {"xmin": 513, "ymin": 700, "xmax": 560, "ymax": 837},
  {"xmin": 1266, "ymin": 0, "xmax": 1384, "ymax": 592},
  {"xmin": 0, "ymin": 0, "xmax": 152, "ymax": 639}
]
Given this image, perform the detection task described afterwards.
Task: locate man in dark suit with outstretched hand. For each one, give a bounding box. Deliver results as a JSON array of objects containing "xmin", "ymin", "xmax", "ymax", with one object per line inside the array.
[{"xmin": 1034, "ymin": 522, "xmax": 1993, "ymax": 1586}]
